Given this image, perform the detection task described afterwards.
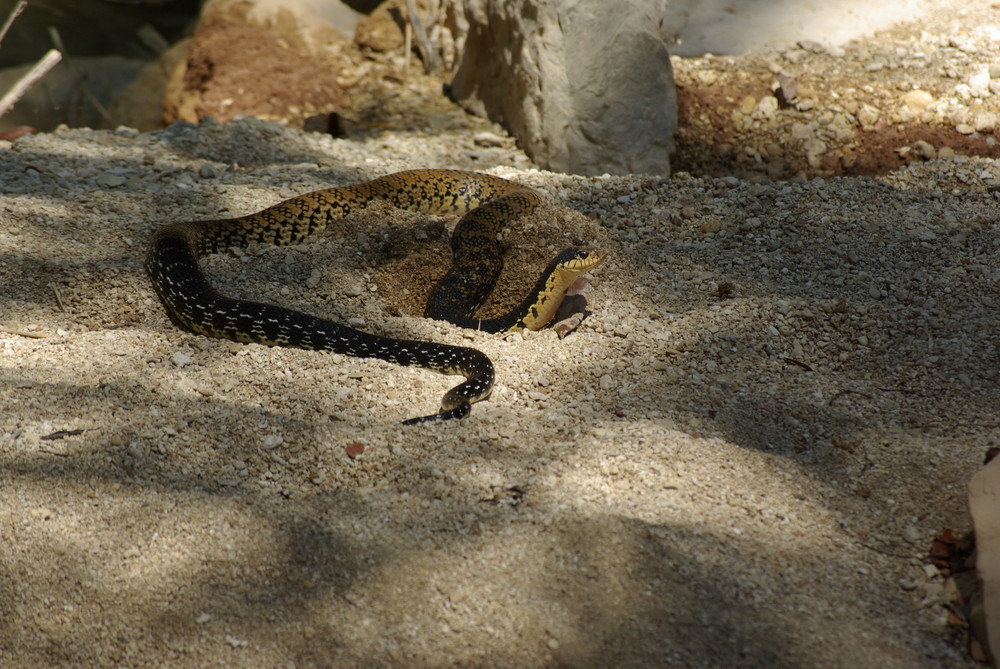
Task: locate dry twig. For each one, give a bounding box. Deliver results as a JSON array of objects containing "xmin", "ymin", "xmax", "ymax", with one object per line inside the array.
[
  {"xmin": 0, "ymin": 325, "xmax": 47, "ymax": 339},
  {"xmin": 0, "ymin": 2, "xmax": 66, "ymax": 120},
  {"xmin": 0, "ymin": 49, "xmax": 62, "ymax": 119},
  {"xmin": 0, "ymin": 1, "xmax": 27, "ymax": 49}
]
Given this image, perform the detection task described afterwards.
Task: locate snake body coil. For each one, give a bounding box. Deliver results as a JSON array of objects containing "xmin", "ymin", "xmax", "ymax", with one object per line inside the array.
[{"xmin": 146, "ymin": 169, "xmax": 606, "ymax": 423}]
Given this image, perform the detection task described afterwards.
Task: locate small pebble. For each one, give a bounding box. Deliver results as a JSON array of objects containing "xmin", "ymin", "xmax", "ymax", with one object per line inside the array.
[
  {"xmin": 473, "ymin": 131, "xmax": 505, "ymax": 147},
  {"xmin": 261, "ymin": 434, "xmax": 284, "ymax": 449},
  {"xmin": 305, "ymin": 268, "xmax": 322, "ymax": 288},
  {"xmin": 199, "ymin": 163, "xmax": 220, "ymax": 179},
  {"xmin": 172, "ymin": 351, "xmax": 193, "ymax": 367},
  {"xmin": 901, "ymin": 89, "xmax": 934, "ymax": 110},
  {"xmin": 97, "ymin": 174, "xmax": 126, "ymax": 188}
]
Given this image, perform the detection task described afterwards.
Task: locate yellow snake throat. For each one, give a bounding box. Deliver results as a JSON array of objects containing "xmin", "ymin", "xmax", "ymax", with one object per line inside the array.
[{"xmin": 146, "ymin": 169, "xmax": 606, "ymax": 423}]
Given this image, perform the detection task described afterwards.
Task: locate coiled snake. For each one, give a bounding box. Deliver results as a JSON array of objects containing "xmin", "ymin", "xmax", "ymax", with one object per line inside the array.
[{"xmin": 146, "ymin": 169, "xmax": 606, "ymax": 424}]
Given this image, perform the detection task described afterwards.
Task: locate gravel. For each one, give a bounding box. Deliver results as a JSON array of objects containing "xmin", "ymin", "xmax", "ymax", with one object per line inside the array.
[
  {"xmin": 2, "ymin": 24, "xmax": 999, "ymax": 669},
  {"xmin": 672, "ymin": 2, "xmax": 1000, "ymax": 182}
]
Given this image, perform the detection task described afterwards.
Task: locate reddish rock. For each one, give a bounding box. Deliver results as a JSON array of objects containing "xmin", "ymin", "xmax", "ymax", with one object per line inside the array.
[{"xmin": 163, "ymin": 17, "xmax": 344, "ymax": 126}]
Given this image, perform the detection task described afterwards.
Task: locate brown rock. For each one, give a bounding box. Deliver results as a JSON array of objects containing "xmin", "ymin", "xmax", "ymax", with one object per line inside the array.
[
  {"xmin": 163, "ymin": 18, "xmax": 344, "ymax": 126},
  {"xmin": 354, "ymin": 0, "xmax": 407, "ymax": 52}
]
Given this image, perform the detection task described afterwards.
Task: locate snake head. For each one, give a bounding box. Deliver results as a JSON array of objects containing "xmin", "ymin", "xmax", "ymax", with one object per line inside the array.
[
  {"xmin": 565, "ymin": 246, "xmax": 607, "ymax": 271},
  {"xmin": 550, "ymin": 245, "xmax": 607, "ymax": 278}
]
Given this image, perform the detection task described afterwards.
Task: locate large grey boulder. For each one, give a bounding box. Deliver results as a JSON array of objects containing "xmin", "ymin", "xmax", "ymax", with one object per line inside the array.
[{"xmin": 447, "ymin": 0, "xmax": 677, "ymax": 176}]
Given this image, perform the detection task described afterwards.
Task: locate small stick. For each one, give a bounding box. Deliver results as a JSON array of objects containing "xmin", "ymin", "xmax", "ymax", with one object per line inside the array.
[
  {"xmin": 0, "ymin": 1, "xmax": 26, "ymax": 50},
  {"xmin": 403, "ymin": 20, "xmax": 412, "ymax": 72},
  {"xmin": 0, "ymin": 48, "xmax": 62, "ymax": 119},
  {"xmin": 0, "ymin": 325, "xmax": 47, "ymax": 339},
  {"xmin": 49, "ymin": 282, "xmax": 65, "ymax": 311},
  {"xmin": 782, "ymin": 357, "xmax": 813, "ymax": 371},
  {"xmin": 827, "ymin": 389, "xmax": 873, "ymax": 406}
]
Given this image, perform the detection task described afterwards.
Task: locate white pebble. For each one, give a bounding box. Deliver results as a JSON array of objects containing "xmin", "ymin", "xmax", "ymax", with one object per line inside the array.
[
  {"xmin": 305, "ymin": 268, "xmax": 322, "ymax": 288},
  {"xmin": 225, "ymin": 634, "xmax": 247, "ymax": 648},
  {"xmin": 172, "ymin": 351, "xmax": 193, "ymax": 367},
  {"xmin": 969, "ymin": 68, "xmax": 991, "ymax": 97},
  {"xmin": 261, "ymin": 434, "xmax": 284, "ymax": 449}
]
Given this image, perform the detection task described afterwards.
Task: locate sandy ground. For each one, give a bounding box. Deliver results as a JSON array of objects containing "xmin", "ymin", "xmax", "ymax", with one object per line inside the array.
[
  {"xmin": 2, "ymin": 3, "xmax": 1000, "ymax": 666},
  {"xmin": 2, "ymin": 114, "xmax": 997, "ymax": 667}
]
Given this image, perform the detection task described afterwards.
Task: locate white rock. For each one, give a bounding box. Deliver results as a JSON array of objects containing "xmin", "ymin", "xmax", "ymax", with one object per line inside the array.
[
  {"xmin": 753, "ymin": 96, "xmax": 779, "ymax": 119},
  {"xmin": 261, "ymin": 434, "xmax": 284, "ymax": 449},
  {"xmin": 473, "ymin": 131, "xmax": 506, "ymax": 147},
  {"xmin": 969, "ymin": 67, "xmax": 991, "ymax": 97},
  {"xmin": 803, "ymin": 138, "xmax": 827, "ymax": 168},
  {"xmin": 857, "ymin": 104, "xmax": 880, "ymax": 129},
  {"xmin": 172, "ymin": 351, "xmax": 193, "ymax": 367},
  {"xmin": 901, "ymin": 89, "xmax": 934, "ymax": 110},
  {"xmin": 225, "ymin": 634, "xmax": 247, "ymax": 648},
  {"xmin": 305, "ymin": 268, "xmax": 322, "ymax": 288},
  {"xmin": 974, "ymin": 112, "xmax": 998, "ymax": 132}
]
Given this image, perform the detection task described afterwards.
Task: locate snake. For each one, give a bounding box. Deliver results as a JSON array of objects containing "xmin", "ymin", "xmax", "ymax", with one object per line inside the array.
[{"xmin": 146, "ymin": 169, "xmax": 607, "ymax": 424}]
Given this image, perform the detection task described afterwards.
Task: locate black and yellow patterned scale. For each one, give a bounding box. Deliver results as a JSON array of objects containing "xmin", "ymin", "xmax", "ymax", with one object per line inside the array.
[{"xmin": 146, "ymin": 169, "xmax": 606, "ymax": 424}]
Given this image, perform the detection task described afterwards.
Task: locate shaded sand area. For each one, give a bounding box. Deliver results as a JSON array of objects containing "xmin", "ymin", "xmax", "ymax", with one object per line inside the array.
[{"xmin": 1, "ymin": 119, "xmax": 996, "ymax": 666}]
